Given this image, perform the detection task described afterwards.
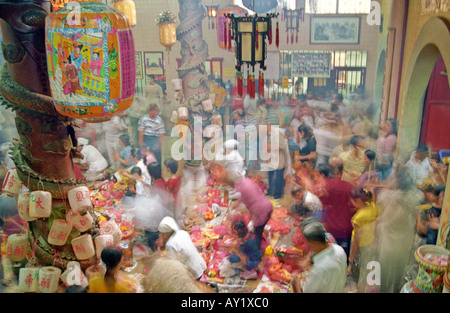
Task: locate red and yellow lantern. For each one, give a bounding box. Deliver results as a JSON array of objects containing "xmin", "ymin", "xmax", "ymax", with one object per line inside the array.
[
  {"xmin": 114, "ymin": 0, "xmax": 137, "ymax": 28},
  {"xmin": 45, "ymin": 0, "xmax": 136, "ymax": 122}
]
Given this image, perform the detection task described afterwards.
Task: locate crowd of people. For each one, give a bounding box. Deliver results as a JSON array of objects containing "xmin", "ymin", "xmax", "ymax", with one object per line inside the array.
[{"xmin": 0, "ymin": 78, "xmax": 448, "ymax": 294}]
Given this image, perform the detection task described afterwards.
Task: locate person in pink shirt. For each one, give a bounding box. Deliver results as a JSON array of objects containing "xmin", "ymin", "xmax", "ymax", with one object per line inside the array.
[
  {"xmin": 141, "ymin": 145, "xmax": 157, "ymax": 166},
  {"xmin": 213, "ymin": 165, "xmax": 273, "ymax": 247},
  {"xmin": 376, "ymin": 118, "xmax": 397, "ymax": 166}
]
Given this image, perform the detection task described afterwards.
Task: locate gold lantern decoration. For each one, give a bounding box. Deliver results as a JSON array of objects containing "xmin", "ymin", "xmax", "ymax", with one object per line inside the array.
[
  {"xmin": 114, "ymin": 0, "xmax": 137, "ymax": 28},
  {"xmin": 51, "ymin": 0, "xmax": 70, "ymax": 11},
  {"xmin": 157, "ymin": 11, "xmax": 177, "ymax": 53}
]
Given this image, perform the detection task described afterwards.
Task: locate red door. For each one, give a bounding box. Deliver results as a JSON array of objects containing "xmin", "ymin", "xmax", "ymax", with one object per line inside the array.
[{"xmin": 421, "ymin": 55, "xmax": 450, "ymax": 153}]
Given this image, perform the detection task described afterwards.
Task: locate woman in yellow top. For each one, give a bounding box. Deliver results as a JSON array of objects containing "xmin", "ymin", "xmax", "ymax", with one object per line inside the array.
[
  {"xmin": 88, "ymin": 248, "xmax": 131, "ymax": 293},
  {"xmin": 348, "ymin": 186, "xmax": 380, "ymax": 291}
]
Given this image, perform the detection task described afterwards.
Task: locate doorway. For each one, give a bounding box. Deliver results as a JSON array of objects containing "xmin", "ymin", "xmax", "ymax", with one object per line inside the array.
[{"xmin": 420, "ymin": 55, "xmax": 450, "ymax": 155}]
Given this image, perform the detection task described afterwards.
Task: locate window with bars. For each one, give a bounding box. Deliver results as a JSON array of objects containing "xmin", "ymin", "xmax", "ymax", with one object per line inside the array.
[
  {"xmin": 278, "ymin": 50, "xmax": 367, "ymax": 97},
  {"xmin": 332, "ymin": 50, "xmax": 367, "ymax": 97},
  {"xmin": 305, "ymin": 0, "xmax": 372, "ymax": 14}
]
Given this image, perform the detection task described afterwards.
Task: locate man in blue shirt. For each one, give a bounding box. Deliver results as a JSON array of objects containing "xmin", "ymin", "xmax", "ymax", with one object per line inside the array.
[{"xmin": 138, "ymin": 103, "xmax": 165, "ymax": 165}]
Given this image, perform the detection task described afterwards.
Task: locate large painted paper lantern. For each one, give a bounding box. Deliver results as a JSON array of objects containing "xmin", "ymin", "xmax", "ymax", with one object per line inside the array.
[
  {"xmin": 113, "ymin": 0, "xmax": 136, "ymax": 28},
  {"xmin": 45, "ymin": 0, "xmax": 136, "ymax": 122}
]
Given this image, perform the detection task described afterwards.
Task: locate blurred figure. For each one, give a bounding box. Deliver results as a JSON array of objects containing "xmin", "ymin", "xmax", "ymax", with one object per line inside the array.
[
  {"xmin": 357, "ymin": 149, "xmax": 380, "ymax": 187},
  {"xmin": 348, "ymin": 186, "xmax": 380, "ymax": 292},
  {"xmin": 148, "ymin": 162, "xmax": 173, "ymax": 212},
  {"xmin": 376, "ymin": 118, "xmax": 397, "ymax": 167},
  {"xmin": 292, "ymin": 222, "xmax": 347, "ymax": 293},
  {"xmin": 103, "ymin": 113, "xmax": 128, "ymax": 168},
  {"xmin": 265, "ymin": 123, "xmax": 288, "ymax": 201},
  {"xmin": 291, "ymin": 187, "xmax": 323, "ymax": 221},
  {"xmin": 158, "ymin": 217, "xmax": 206, "ymax": 280},
  {"xmin": 89, "ymin": 248, "xmax": 132, "ymax": 293},
  {"xmin": 213, "ymin": 78, "xmax": 227, "ymax": 122},
  {"xmin": 375, "ymin": 167, "xmax": 424, "ymax": 292},
  {"xmin": 129, "ymin": 147, "xmax": 151, "ymax": 185},
  {"xmin": 128, "ymin": 96, "xmax": 148, "ymax": 147},
  {"xmin": 78, "ymin": 137, "xmax": 108, "ymax": 182},
  {"xmin": 320, "ymin": 162, "xmax": 355, "ymax": 258},
  {"xmin": 220, "ymin": 169, "xmax": 273, "ymax": 248},
  {"xmin": 164, "ymin": 158, "xmax": 183, "ymax": 221},
  {"xmin": 138, "ymin": 103, "xmax": 165, "ymax": 165},
  {"xmin": 295, "ymin": 123, "xmax": 317, "ymax": 168},
  {"xmin": 339, "ymin": 135, "xmax": 366, "ymax": 184},
  {"xmin": 145, "ymin": 74, "xmax": 164, "ymax": 110},
  {"xmin": 293, "ymin": 94, "xmax": 315, "ymax": 129},
  {"xmin": 231, "ymin": 220, "xmax": 261, "ymax": 280},
  {"xmin": 416, "ymin": 184, "xmax": 445, "ymax": 245},
  {"xmin": 115, "ymin": 134, "xmax": 134, "ymax": 170},
  {"xmin": 405, "ymin": 145, "xmax": 433, "ymax": 188}
]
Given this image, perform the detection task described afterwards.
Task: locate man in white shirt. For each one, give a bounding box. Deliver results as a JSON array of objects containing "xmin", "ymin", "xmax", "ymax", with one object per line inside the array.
[
  {"xmin": 405, "ymin": 145, "xmax": 433, "ymax": 188},
  {"xmin": 78, "ymin": 137, "xmax": 108, "ymax": 182},
  {"xmin": 293, "ymin": 222, "xmax": 347, "ymax": 293},
  {"xmin": 158, "ymin": 217, "xmax": 206, "ymax": 279}
]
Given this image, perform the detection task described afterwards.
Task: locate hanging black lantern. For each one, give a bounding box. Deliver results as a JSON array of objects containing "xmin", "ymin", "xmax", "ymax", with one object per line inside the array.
[
  {"xmin": 226, "ymin": 13, "xmax": 277, "ymax": 71},
  {"xmin": 225, "ymin": 12, "xmax": 277, "ymax": 98}
]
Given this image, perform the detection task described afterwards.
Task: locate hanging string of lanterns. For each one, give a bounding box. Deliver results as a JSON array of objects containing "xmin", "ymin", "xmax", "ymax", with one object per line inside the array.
[
  {"xmin": 282, "ymin": 7, "xmax": 304, "ymax": 45},
  {"xmin": 206, "ymin": 5, "xmax": 219, "ymax": 29}
]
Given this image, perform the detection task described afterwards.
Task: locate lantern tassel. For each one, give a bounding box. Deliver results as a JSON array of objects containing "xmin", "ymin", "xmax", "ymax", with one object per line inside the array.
[
  {"xmin": 269, "ymin": 23, "xmax": 273, "ymax": 45},
  {"xmin": 252, "ymin": 74, "xmax": 255, "ymax": 99},
  {"xmin": 223, "ymin": 20, "xmax": 227, "ymax": 48},
  {"xmin": 258, "ymin": 71, "xmax": 261, "ymax": 97},
  {"xmin": 237, "ymin": 72, "xmax": 240, "ymax": 97},
  {"xmin": 228, "ymin": 21, "xmax": 232, "ymax": 49},
  {"xmin": 250, "ymin": 73, "xmax": 253, "ymax": 99},
  {"xmin": 276, "ymin": 21, "xmax": 279, "ymax": 48},
  {"xmin": 247, "ymin": 70, "xmax": 250, "ymax": 98},
  {"xmin": 255, "ymin": 22, "xmax": 259, "ymax": 50}
]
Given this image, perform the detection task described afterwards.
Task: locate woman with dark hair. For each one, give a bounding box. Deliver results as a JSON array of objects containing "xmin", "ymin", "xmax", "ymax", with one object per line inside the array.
[
  {"xmin": 116, "ymin": 133, "xmax": 134, "ymax": 170},
  {"xmin": 348, "ymin": 186, "xmax": 380, "ymax": 291},
  {"xmin": 129, "ymin": 147, "xmax": 151, "ymax": 184},
  {"xmin": 376, "ymin": 118, "xmax": 397, "ymax": 166},
  {"xmin": 231, "ymin": 220, "xmax": 261, "ymax": 279},
  {"xmin": 295, "ymin": 123, "xmax": 317, "ymax": 167},
  {"xmin": 357, "ymin": 149, "xmax": 380, "ymax": 187},
  {"xmin": 88, "ymin": 248, "xmax": 131, "ymax": 293},
  {"xmin": 148, "ymin": 162, "xmax": 173, "ymax": 208},
  {"xmin": 339, "ymin": 135, "xmax": 366, "ymax": 184},
  {"xmin": 164, "ymin": 158, "xmax": 182, "ymax": 218}
]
